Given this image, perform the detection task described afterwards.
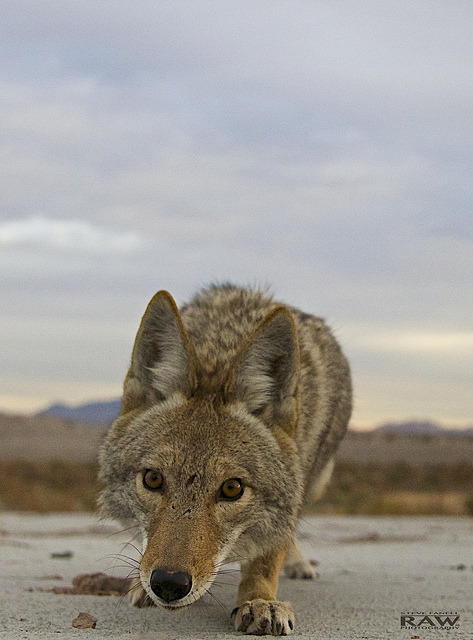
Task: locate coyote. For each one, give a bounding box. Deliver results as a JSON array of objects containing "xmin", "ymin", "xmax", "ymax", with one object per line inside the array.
[{"xmin": 99, "ymin": 284, "xmax": 351, "ymax": 635}]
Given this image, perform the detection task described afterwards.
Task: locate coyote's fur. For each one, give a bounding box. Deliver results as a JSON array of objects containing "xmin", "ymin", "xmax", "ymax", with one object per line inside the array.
[{"xmin": 99, "ymin": 284, "xmax": 352, "ymax": 635}]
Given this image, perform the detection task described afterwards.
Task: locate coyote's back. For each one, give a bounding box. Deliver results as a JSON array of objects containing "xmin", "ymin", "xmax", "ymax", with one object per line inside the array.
[{"xmin": 99, "ymin": 284, "xmax": 351, "ymax": 635}]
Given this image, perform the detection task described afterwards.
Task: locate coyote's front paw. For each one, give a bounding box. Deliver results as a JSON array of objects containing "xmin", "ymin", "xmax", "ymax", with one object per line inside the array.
[
  {"xmin": 284, "ymin": 558, "xmax": 318, "ymax": 580},
  {"xmin": 127, "ymin": 577, "xmax": 155, "ymax": 607},
  {"xmin": 233, "ymin": 599, "xmax": 294, "ymax": 635}
]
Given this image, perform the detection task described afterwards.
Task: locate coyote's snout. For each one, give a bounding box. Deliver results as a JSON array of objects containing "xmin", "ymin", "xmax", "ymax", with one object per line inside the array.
[
  {"xmin": 138, "ymin": 465, "xmax": 220, "ymax": 609},
  {"xmin": 99, "ymin": 284, "xmax": 352, "ymax": 635}
]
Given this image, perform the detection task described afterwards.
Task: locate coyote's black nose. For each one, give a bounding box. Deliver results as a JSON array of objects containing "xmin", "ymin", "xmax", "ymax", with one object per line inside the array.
[{"xmin": 150, "ymin": 569, "xmax": 192, "ymax": 603}]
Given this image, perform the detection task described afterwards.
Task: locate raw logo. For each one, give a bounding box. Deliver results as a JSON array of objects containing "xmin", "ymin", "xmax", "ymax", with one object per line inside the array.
[{"xmin": 400, "ymin": 611, "xmax": 460, "ymax": 630}]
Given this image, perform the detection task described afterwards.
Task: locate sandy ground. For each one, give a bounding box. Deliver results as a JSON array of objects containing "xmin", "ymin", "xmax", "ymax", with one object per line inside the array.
[{"xmin": 1, "ymin": 513, "xmax": 472, "ymax": 640}]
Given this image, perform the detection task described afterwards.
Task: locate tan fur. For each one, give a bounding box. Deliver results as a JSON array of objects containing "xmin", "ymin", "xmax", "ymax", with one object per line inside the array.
[
  {"xmin": 99, "ymin": 284, "xmax": 352, "ymax": 636},
  {"xmin": 307, "ymin": 456, "xmax": 335, "ymax": 502},
  {"xmin": 238, "ymin": 545, "xmax": 288, "ymax": 604}
]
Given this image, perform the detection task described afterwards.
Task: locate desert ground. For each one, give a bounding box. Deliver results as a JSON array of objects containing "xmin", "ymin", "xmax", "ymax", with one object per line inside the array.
[{"xmin": 1, "ymin": 512, "xmax": 473, "ymax": 640}]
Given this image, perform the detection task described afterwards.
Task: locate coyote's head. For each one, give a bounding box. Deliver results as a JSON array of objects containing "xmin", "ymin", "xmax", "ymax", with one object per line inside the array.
[{"xmin": 99, "ymin": 290, "xmax": 303, "ymax": 608}]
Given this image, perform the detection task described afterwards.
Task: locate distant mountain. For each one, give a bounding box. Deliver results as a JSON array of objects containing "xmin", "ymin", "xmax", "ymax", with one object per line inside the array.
[
  {"xmin": 375, "ymin": 420, "xmax": 473, "ymax": 436},
  {"xmin": 38, "ymin": 400, "xmax": 473, "ymax": 435},
  {"xmin": 39, "ymin": 399, "xmax": 121, "ymax": 424}
]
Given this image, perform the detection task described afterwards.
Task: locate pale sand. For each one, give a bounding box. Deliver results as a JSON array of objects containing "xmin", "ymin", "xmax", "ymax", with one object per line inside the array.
[{"xmin": 1, "ymin": 513, "xmax": 472, "ymax": 639}]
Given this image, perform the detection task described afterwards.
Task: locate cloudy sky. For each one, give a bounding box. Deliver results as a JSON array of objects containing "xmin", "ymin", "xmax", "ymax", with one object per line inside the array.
[{"xmin": 1, "ymin": 1, "xmax": 472, "ymax": 427}]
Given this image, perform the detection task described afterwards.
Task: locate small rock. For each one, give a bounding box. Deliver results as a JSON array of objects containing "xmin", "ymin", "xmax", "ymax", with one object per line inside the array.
[
  {"xmin": 51, "ymin": 551, "xmax": 73, "ymax": 559},
  {"xmin": 51, "ymin": 573, "xmax": 131, "ymax": 596},
  {"xmin": 72, "ymin": 573, "xmax": 130, "ymax": 595},
  {"xmin": 72, "ymin": 612, "xmax": 97, "ymax": 629}
]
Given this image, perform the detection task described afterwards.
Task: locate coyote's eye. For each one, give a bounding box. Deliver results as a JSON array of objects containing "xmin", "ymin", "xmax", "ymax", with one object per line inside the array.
[
  {"xmin": 220, "ymin": 478, "xmax": 244, "ymax": 501},
  {"xmin": 143, "ymin": 469, "xmax": 164, "ymax": 491}
]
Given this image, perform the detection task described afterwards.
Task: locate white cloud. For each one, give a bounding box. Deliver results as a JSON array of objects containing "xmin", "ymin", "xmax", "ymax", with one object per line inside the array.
[
  {"xmin": 0, "ymin": 216, "xmax": 145, "ymax": 253},
  {"xmin": 351, "ymin": 331, "xmax": 473, "ymax": 353}
]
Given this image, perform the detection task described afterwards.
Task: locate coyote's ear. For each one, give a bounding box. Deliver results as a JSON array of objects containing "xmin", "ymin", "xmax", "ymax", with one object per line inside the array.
[
  {"xmin": 226, "ymin": 307, "xmax": 300, "ymax": 432},
  {"xmin": 121, "ymin": 291, "xmax": 197, "ymax": 413}
]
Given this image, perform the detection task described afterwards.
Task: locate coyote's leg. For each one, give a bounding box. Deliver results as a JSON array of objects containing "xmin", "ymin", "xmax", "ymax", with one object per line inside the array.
[
  {"xmin": 233, "ymin": 545, "xmax": 295, "ymax": 636},
  {"xmin": 283, "ymin": 538, "xmax": 318, "ymax": 579}
]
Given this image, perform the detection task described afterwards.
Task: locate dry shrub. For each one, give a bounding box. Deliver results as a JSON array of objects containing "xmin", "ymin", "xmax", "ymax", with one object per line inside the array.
[
  {"xmin": 312, "ymin": 461, "xmax": 473, "ymax": 515},
  {"xmin": 0, "ymin": 460, "xmax": 99, "ymax": 512}
]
